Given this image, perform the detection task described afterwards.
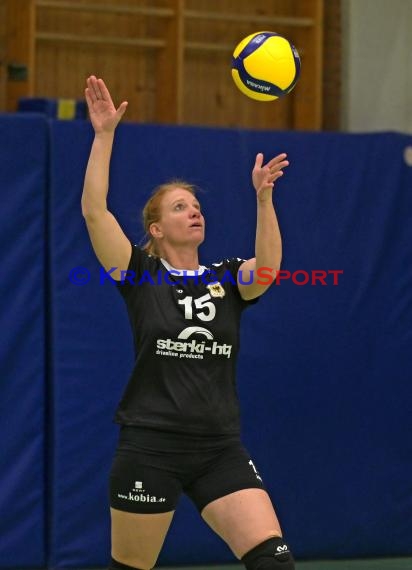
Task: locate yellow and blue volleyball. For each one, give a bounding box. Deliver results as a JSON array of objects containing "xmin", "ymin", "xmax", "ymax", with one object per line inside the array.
[{"xmin": 231, "ymin": 31, "xmax": 301, "ymax": 101}]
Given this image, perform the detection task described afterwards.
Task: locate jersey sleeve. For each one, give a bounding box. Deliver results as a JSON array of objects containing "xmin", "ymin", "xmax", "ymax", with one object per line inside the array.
[
  {"xmin": 216, "ymin": 257, "xmax": 259, "ymax": 307},
  {"xmin": 115, "ymin": 243, "xmax": 157, "ymax": 299}
]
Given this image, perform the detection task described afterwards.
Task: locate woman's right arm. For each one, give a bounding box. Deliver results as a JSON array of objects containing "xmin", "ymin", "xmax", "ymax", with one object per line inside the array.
[{"xmin": 81, "ymin": 75, "xmax": 131, "ymax": 281}]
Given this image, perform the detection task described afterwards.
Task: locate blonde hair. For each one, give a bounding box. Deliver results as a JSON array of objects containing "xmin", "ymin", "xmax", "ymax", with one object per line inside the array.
[{"xmin": 142, "ymin": 180, "xmax": 197, "ymax": 256}]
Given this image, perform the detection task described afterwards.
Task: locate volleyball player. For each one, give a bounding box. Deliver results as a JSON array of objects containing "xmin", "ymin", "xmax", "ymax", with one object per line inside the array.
[{"xmin": 82, "ymin": 75, "xmax": 294, "ymax": 570}]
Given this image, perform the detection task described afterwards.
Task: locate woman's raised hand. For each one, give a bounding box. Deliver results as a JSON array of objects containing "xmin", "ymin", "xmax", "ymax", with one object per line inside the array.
[
  {"xmin": 85, "ymin": 75, "xmax": 128, "ymax": 134},
  {"xmin": 252, "ymin": 152, "xmax": 289, "ymax": 199}
]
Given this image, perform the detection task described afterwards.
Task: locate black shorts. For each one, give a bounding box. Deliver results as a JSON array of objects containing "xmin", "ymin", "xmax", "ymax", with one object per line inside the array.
[{"xmin": 109, "ymin": 426, "xmax": 266, "ymax": 514}]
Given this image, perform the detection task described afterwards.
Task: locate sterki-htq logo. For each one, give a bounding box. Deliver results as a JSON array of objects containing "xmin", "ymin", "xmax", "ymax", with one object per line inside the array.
[{"xmin": 156, "ymin": 326, "xmax": 232, "ymax": 360}]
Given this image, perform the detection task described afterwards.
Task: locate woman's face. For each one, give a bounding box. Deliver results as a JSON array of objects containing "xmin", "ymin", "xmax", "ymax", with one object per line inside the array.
[{"xmin": 151, "ymin": 188, "xmax": 205, "ymax": 248}]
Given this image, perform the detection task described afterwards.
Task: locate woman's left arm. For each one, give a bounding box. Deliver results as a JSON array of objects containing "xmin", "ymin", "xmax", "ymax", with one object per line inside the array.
[{"xmin": 238, "ymin": 152, "xmax": 289, "ymax": 300}]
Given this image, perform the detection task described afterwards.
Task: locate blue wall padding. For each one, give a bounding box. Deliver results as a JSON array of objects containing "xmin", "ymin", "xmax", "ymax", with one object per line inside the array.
[
  {"xmin": 46, "ymin": 122, "xmax": 131, "ymax": 568},
  {"xmin": 1, "ymin": 115, "xmax": 412, "ymax": 568},
  {"xmin": 237, "ymin": 131, "xmax": 412, "ymax": 559},
  {"xmin": 0, "ymin": 115, "xmax": 47, "ymax": 567},
  {"xmin": 47, "ymin": 121, "xmax": 412, "ymax": 567}
]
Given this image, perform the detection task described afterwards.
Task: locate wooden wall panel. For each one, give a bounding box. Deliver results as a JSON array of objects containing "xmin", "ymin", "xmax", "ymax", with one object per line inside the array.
[
  {"xmin": 35, "ymin": 0, "xmax": 172, "ymax": 122},
  {"xmin": 2, "ymin": 0, "xmax": 334, "ymax": 129},
  {"xmin": 183, "ymin": 50, "xmax": 292, "ymax": 129},
  {"xmin": 322, "ymin": 0, "xmax": 341, "ymax": 130},
  {"xmin": 35, "ymin": 43, "xmax": 159, "ymax": 122},
  {"xmin": 182, "ymin": 0, "xmax": 299, "ymax": 129},
  {"xmin": 290, "ymin": 0, "xmax": 323, "ymax": 129},
  {"xmin": 5, "ymin": 0, "xmax": 35, "ymax": 111},
  {"xmin": 155, "ymin": 0, "xmax": 184, "ymax": 123},
  {"xmin": 0, "ymin": 0, "xmax": 6, "ymax": 112},
  {"xmin": 185, "ymin": 0, "xmax": 294, "ymax": 16}
]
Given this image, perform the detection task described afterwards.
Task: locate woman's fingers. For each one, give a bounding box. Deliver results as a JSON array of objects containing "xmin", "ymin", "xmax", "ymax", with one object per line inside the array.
[
  {"xmin": 86, "ymin": 76, "xmax": 98, "ymax": 102},
  {"xmin": 254, "ymin": 152, "xmax": 264, "ymax": 169},
  {"xmin": 93, "ymin": 77, "xmax": 103, "ymax": 100},
  {"xmin": 97, "ymin": 78, "xmax": 113, "ymax": 103},
  {"xmin": 86, "ymin": 75, "xmax": 104, "ymax": 102},
  {"xmin": 269, "ymin": 160, "xmax": 289, "ymax": 173},
  {"xmin": 84, "ymin": 88, "xmax": 94, "ymax": 110},
  {"xmin": 116, "ymin": 101, "xmax": 128, "ymax": 120},
  {"xmin": 267, "ymin": 153, "xmax": 288, "ymax": 169}
]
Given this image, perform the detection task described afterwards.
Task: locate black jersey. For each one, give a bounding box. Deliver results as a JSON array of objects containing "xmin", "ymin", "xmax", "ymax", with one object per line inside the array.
[{"xmin": 114, "ymin": 245, "xmax": 257, "ymax": 436}]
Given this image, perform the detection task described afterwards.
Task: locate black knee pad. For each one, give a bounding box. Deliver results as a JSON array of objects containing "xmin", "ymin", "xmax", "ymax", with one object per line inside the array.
[
  {"xmin": 242, "ymin": 536, "xmax": 295, "ymax": 569},
  {"xmin": 110, "ymin": 557, "xmax": 145, "ymax": 570}
]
